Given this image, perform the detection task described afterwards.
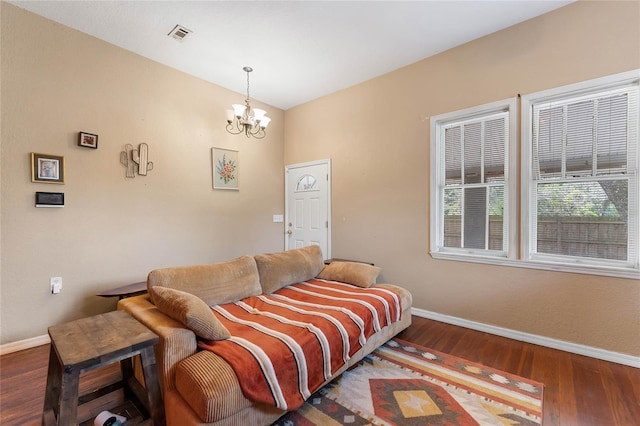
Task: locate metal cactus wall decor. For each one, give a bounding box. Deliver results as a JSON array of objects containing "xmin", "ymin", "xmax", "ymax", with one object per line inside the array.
[{"xmin": 120, "ymin": 143, "xmax": 154, "ymax": 178}]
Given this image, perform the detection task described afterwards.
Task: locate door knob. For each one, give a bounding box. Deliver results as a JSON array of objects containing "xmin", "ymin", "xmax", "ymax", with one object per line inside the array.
[{"xmin": 286, "ymin": 230, "xmax": 293, "ymax": 235}]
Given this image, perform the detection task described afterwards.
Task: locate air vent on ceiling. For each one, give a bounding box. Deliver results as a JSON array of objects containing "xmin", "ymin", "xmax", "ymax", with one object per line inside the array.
[{"xmin": 168, "ymin": 25, "xmax": 192, "ymax": 42}]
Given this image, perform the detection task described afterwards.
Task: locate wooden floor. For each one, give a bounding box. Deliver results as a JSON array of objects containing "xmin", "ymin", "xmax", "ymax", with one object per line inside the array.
[{"xmin": 1, "ymin": 316, "xmax": 639, "ymax": 425}]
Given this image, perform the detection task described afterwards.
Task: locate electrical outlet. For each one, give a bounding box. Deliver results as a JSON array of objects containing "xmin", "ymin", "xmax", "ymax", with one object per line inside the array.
[{"xmin": 50, "ymin": 277, "xmax": 62, "ymax": 294}]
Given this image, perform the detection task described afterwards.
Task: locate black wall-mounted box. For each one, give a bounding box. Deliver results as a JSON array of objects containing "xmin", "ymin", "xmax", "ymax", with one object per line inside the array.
[{"xmin": 35, "ymin": 192, "xmax": 64, "ymax": 208}]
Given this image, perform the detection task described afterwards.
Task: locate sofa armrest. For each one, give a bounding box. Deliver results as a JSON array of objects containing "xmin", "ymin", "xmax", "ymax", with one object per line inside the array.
[
  {"xmin": 118, "ymin": 294, "xmax": 198, "ymax": 393},
  {"xmin": 373, "ymin": 283, "xmax": 413, "ymax": 313}
]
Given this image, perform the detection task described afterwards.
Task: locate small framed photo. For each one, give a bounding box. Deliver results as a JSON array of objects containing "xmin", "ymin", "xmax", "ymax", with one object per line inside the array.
[
  {"xmin": 31, "ymin": 153, "xmax": 65, "ymax": 184},
  {"xmin": 78, "ymin": 131, "xmax": 98, "ymax": 149},
  {"xmin": 212, "ymin": 147, "xmax": 239, "ymax": 190}
]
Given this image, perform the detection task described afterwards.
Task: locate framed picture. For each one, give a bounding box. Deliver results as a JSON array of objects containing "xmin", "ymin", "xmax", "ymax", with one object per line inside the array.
[
  {"xmin": 78, "ymin": 131, "xmax": 98, "ymax": 149},
  {"xmin": 31, "ymin": 153, "xmax": 65, "ymax": 184},
  {"xmin": 212, "ymin": 147, "xmax": 239, "ymax": 190}
]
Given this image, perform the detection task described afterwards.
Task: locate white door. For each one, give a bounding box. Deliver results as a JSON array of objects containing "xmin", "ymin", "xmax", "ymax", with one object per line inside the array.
[{"xmin": 285, "ymin": 159, "xmax": 331, "ymax": 259}]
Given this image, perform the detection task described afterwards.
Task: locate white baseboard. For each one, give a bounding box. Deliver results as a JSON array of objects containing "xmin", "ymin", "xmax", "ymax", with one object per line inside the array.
[
  {"xmin": 412, "ymin": 308, "xmax": 640, "ymax": 369},
  {"xmin": 0, "ymin": 334, "xmax": 50, "ymax": 356}
]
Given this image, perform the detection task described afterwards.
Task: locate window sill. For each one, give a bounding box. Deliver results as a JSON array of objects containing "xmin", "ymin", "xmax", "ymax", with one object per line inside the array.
[{"xmin": 430, "ymin": 251, "xmax": 640, "ymax": 280}]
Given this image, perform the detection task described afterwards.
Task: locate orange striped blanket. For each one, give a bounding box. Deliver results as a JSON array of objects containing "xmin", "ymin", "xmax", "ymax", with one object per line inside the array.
[{"xmin": 198, "ymin": 279, "xmax": 402, "ymax": 410}]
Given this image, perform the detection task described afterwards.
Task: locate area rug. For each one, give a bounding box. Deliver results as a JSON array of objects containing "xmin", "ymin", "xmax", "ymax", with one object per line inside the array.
[{"xmin": 273, "ymin": 338, "xmax": 543, "ymax": 425}]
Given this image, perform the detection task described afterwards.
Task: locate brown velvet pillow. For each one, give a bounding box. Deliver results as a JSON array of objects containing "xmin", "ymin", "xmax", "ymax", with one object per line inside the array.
[
  {"xmin": 317, "ymin": 261, "xmax": 381, "ymax": 288},
  {"xmin": 149, "ymin": 286, "xmax": 230, "ymax": 340},
  {"xmin": 255, "ymin": 245, "xmax": 325, "ymax": 294}
]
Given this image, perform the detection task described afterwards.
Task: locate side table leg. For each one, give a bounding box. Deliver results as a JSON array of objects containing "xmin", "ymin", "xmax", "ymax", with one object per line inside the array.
[
  {"xmin": 42, "ymin": 345, "xmax": 61, "ymax": 426},
  {"xmin": 57, "ymin": 367, "xmax": 80, "ymax": 426},
  {"xmin": 120, "ymin": 356, "xmax": 135, "ymax": 402},
  {"xmin": 139, "ymin": 346, "xmax": 165, "ymax": 426}
]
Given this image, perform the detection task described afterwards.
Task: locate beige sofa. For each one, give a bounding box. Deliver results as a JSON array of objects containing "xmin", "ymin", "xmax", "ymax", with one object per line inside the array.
[{"xmin": 118, "ymin": 246, "xmax": 412, "ymax": 426}]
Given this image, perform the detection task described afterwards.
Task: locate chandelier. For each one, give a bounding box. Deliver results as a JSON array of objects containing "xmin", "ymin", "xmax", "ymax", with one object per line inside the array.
[{"xmin": 226, "ymin": 66, "xmax": 271, "ymax": 139}]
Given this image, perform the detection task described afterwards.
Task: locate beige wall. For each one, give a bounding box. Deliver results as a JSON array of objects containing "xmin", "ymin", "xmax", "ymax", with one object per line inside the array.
[
  {"xmin": 0, "ymin": 3, "xmax": 285, "ymax": 344},
  {"xmin": 285, "ymin": 1, "xmax": 640, "ymax": 356}
]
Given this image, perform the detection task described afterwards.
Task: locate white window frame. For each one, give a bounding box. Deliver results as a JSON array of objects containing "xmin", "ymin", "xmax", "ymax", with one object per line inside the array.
[
  {"xmin": 429, "ymin": 71, "xmax": 640, "ymax": 279},
  {"xmin": 430, "ymin": 98, "xmax": 518, "ymax": 263},
  {"xmin": 521, "ymin": 70, "xmax": 640, "ymax": 279}
]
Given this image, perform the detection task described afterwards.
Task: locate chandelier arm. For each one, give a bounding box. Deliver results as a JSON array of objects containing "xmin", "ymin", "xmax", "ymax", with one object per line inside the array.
[
  {"xmin": 226, "ymin": 121, "xmax": 244, "ymax": 135},
  {"xmin": 248, "ymin": 126, "xmax": 266, "ymax": 139}
]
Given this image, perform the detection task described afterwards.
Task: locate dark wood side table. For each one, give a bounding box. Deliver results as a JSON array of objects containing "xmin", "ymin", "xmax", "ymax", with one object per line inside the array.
[
  {"xmin": 97, "ymin": 281, "xmax": 147, "ymax": 300},
  {"xmin": 42, "ymin": 310, "xmax": 164, "ymax": 426}
]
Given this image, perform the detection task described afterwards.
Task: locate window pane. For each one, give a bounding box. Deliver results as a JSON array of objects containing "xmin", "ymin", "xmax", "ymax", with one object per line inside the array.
[
  {"xmin": 597, "ymin": 93, "xmax": 628, "ymax": 174},
  {"xmin": 445, "ymin": 126, "xmax": 461, "ymax": 185},
  {"xmin": 443, "ymin": 188, "xmax": 461, "ymax": 248},
  {"xmin": 485, "ymin": 118, "xmax": 505, "ymax": 182},
  {"xmin": 464, "ymin": 122, "xmax": 482, "ymax": 184},
  {"xmin": 536, "ymin": 106, "xmax": 564, "ymax": 176},
  {"xmin": 489, "ymin": 186, "xmax": 504, "ymax": 251},
  {"xmin": 566, "ymin": 100, "xmax": 594, "ymax": 176},
  {"xmin": 464, "ymin": 187, "xmax": 487, "ymax": 249},
  {"xmin": 536, "ymin": 180, "xmax": 628, "ymax": 261}
]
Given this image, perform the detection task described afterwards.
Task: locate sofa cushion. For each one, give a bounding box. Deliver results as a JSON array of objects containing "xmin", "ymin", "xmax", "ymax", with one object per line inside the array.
[
  {"xmin": 147, "ymin": 255, "xmax": 261, "ymax": 306},
  {"xmin": 150, "ymin": 286, "xmax": 230, "ymax": 340},
  {"xmin": 317, "ymin": 261, "xmax": 381, "ymax": 288},
  {"xmin": 254, "ymin": 245, "xmax": 325, "ymax": 294}
]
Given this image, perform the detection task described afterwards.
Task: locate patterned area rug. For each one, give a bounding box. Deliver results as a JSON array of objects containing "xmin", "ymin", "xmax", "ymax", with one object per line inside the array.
[{"xmin": 273, "ymin": 338, "xmax": 543, "ymax": 425}]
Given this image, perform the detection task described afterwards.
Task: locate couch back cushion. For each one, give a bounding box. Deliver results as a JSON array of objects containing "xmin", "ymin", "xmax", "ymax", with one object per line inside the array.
[
  {"xmin": 317, "ymin": 261, "xmax": 381, "ymax": 288},
  {"xmin": 147, "ymin": 255, "xmax": 261, "ymax": 306},
  {"xmin": 254, "ymin": 245, "xmax": 325, "ymax": 294}
]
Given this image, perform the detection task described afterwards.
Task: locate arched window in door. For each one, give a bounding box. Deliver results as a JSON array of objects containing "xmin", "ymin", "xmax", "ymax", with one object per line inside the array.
[{"xmin": 296, "ymin": 174, "xmax": 318, "ymax": 192}]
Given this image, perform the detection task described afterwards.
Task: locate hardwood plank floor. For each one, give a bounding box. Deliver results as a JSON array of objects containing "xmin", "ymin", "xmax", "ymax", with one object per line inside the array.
[{"xmin": 1, "ymin": 316, "xmax": 638, "ymax": 425}]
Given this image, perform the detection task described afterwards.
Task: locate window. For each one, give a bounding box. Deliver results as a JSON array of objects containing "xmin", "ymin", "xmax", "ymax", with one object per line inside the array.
[
  {"xmin": 522, "ymin": 72, "xmax": 639, "ymax": 275},
  {"xmin": 430, "ymin": 98, "xmax": 518, "ymax": 260},
  {"xmin": 430, "ymin": 70, "xmax": 640, "ymax": 278}
]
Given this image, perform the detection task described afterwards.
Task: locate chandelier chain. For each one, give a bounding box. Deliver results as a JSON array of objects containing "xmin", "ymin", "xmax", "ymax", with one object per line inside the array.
[{"xmin": 246, "ymin": 70, "xmax": 251, "ymax": 103}]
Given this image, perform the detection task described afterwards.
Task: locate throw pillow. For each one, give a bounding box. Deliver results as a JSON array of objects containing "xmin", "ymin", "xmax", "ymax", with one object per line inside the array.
[
  {"xmin": 317, "ymin": 261, "xmax": 381, "ymax": 288},
  {"xmin": 150, "ymin": 286, "xmax": 230, "ymax": 340}
]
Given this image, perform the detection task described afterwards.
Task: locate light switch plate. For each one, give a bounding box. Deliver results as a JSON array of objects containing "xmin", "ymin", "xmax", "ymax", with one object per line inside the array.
[{"xmin": 50, "ymin": 277, "xmax": 62, "ymax": 294}]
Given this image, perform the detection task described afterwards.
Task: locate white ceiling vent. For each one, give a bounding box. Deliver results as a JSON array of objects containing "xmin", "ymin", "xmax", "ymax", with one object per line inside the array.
[{"xmin": 168, "ymin": 25, "xmax": 192, "ymax": 42}]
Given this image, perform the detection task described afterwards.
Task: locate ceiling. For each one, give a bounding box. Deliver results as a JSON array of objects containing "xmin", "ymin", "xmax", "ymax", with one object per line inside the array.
[{"xmin": 10, "ymin": 1, "xmax": 573, "ymax": 110}]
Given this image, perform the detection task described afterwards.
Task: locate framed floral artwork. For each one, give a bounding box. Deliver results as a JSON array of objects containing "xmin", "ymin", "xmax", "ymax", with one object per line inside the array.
[
  {"xmin": 31, "ymin": 152, "xmax": 65, "ymax": 184},
  {"xmin": 212, "ymin": 147, "xmax": 239, "ymax": 190}
]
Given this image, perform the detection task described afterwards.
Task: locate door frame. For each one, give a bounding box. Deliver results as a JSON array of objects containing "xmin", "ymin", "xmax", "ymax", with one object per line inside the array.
[{"xmin": 284, "ymin": 159, "xmax": 332, "ymax": 258}]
